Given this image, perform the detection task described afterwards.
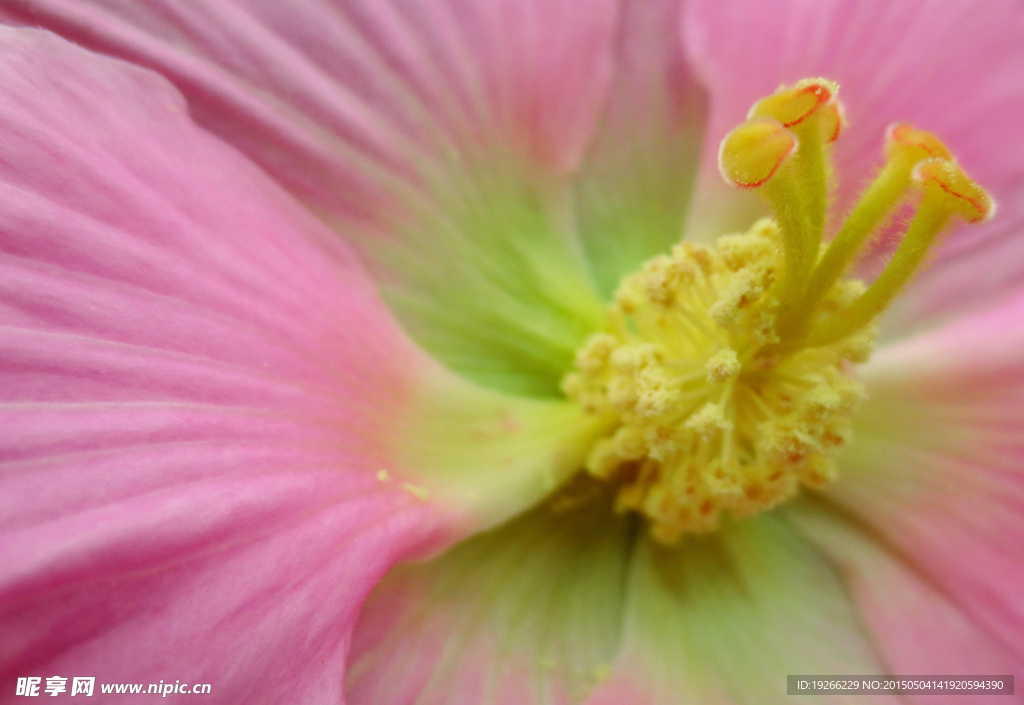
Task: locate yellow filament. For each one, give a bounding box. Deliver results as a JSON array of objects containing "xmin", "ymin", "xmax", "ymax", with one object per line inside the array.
[
  {"xmin": 791, "ymin": 119, "xmax": 829, "ymax": 242},
  {"xmin": 778, "ymin": 157, "xmax": 914, "ymax": 338},
  {"xmin": 802, "ymin": 194, "xmax": 950, "ymax": 347},
  {"xmin": 760, "ymin": 165, "xmax": 817, "ymax": 311}
]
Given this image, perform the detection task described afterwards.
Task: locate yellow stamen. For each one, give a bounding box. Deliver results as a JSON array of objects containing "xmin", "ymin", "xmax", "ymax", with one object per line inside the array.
[
  {"xmin": 563, "ymin": 221, "xmax": 873, "ymax": 541},
  {"xmin": 564, "ymin": 78, "xmax": 994, "ymax": 542}
]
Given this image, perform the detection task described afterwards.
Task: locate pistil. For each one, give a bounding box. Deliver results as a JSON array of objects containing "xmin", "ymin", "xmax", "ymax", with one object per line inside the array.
[{"xmin": 565, "ymin": 78, "xmax": 994, "ymax": 542}]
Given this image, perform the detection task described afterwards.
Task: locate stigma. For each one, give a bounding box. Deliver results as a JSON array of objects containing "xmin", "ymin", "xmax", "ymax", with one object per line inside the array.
[{"xmin": 563, "ymin": 78, "xmax": 993, "ymax": 542}]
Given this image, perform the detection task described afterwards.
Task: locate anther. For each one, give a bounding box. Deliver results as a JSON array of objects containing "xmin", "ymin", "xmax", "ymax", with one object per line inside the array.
[{"xmin": 563, "ymin": 220, "xmax": 868, "ymax": 540}]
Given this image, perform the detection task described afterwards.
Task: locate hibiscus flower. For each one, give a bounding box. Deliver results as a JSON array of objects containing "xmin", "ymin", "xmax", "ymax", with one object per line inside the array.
[{"xmin": 2, "ymin": 1, "xmax": 1022, "ymax": 704}]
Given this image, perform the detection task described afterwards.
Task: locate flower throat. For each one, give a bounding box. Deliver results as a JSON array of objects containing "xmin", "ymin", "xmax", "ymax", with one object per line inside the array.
[{"xmin": 563, "ymin": 78, "xmax": 994, "ymax": 543}]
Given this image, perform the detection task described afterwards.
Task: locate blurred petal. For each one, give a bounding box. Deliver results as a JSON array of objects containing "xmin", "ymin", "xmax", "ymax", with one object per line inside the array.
[
  {"xmin": 346, "ymin": 491, "xmax": 632, "ymax": 705},
  {"xmin": 574, "ymin": 0, "xmax": 707, "ymax": 297},
  {"xmin": 0, "ymin": 26, "xmax": 552, "ymax": 700},
  {"xmin": 833, "ymin": 289, "xmax": 1024, "ymax": 668},
  {"xmin": 787, "ymin": 501, "xmax": 1021, "ymax": 705},
  {"xmin": 586, "ymin": 518, "xmax": 897, "ymax": 705},
  {"xmin": 2, "ymin": 0, "xmax": 617, "ymax": 209},
  {"xmin": 2, "ymin": 0, "xmax": 622, "ymax": 395},
  {"xmin": 682, "ymin": 0, "xmax": 1024, "ymax": 333},
  {"xmin": 1, "ymin": 471, "xmax": 441, "ymax": 703}
]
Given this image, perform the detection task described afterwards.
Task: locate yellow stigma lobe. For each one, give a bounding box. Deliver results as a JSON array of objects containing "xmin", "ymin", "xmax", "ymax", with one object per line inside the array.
[
  {"xmin": 885, "ymin": 122, "xmax": 953, "ymax": 162},
  {"xmin": 913, "ymin": 158, "xmax": 995, "ymax": 224},
  {"xmin": 718, "ymin": 118, "xmax": 797, "ymax": 188},
  {"xmin": 565, "ymin": 78, "xmax": 994, "ymax": 542},
  {"xmin": 749, "ymin": 77, "xmax": 845, "ymax": 142}
]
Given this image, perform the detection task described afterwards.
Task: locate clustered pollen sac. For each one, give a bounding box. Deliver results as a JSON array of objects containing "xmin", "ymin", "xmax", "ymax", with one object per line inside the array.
[{"xmin": 563, "ymin": 78, "xmax": 994, "ymax": 542}]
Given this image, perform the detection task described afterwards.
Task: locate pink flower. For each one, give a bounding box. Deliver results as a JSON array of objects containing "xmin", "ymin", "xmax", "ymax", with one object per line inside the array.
[{"xmin": 1, "ymin": 1, "xmax": 1022, "ymax": 704}]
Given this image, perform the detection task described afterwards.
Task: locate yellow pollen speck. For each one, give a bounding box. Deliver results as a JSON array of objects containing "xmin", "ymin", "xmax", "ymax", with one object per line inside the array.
[
  {"xmin": 376, "ymin": 469, "xmax": 392, "ymax": 483},
  {"xmin": 402, "ymin": 483, "xmax": 430, "ymax": 501}
]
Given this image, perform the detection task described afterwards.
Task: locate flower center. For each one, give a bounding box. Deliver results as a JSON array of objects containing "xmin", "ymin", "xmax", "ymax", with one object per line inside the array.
[{"xmin": 563, "ymin": 78, "xmax": 994, "ymax": 543}]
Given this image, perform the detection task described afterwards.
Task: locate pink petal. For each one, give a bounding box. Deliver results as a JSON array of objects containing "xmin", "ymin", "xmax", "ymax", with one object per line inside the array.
[
  {"xmin": 573, "ymin": 0, "xmax": 708, "ymax": 296},
  {"xmin": 2, "ymin": 0, "xmax": 621, "ymax": 395},
  {"xmin": 787, "ymin": 502, "xmax": 1020, "ymax": 705},
  {"xmin": 3, "ymin": 0, "xmax": 618, "ymax": 206},
  {"xmin": 682, "ymin": 0, "xmax": 1024, "ymax": 332},
  {"xmin": 346, "ymin": 495, "xmax": 632, "ymax": 705},
  {"xmin": 0, "ymin": 27, "xmax": 462, "ymax": 701},
  {"xmin": 2, "ymin": 473, "xmax": 442, "ymax": 703},
  {"xmin": 829, "ymin": 289, "xmax": 1024, "ymax": 668}
]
